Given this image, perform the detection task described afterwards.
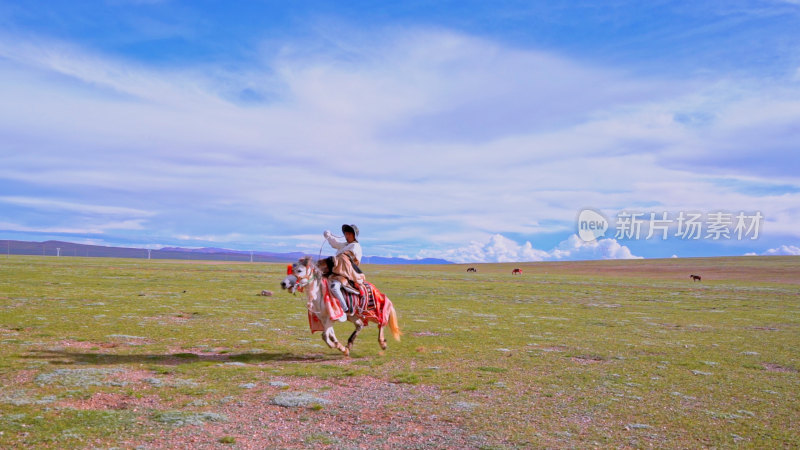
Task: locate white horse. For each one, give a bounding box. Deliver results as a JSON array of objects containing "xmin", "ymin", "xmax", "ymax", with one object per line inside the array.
[{"xmin": 280, "ymin": 256, "xmax": 400, "ymax": 356}]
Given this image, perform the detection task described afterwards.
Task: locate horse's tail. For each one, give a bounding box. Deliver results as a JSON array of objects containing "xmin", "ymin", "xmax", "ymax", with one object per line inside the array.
[{"xmin": 388, "ymin": 305, "xmax": 401, "ymax": 342}]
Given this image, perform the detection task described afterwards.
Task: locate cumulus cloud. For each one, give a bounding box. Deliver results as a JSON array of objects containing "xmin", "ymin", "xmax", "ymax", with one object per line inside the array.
[
  {"xmin": 548, "ymin": 235, "xmax": 642, "ymax": 261},
  {"xmin": 418, "ymin": 234, "xmax": 641, "ymax": 263},
  {"xmin": 762, "ymin": 245, "xmax": 800, "ymax": 256}
]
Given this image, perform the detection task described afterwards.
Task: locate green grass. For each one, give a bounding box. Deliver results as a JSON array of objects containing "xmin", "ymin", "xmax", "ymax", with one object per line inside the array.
[
  {"xmin": 1, "ymin": 255, "xmax": 798, "ymax": 447},
  {"xmin": 303, "ymin": 431, "xmax": 337, "ymax": 445}
]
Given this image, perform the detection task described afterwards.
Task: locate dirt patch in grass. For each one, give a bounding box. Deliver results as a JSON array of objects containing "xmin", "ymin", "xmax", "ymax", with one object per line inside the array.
[
  {"xmin": 57, "ymin": 340, "xmax": 120, "ymax": 350},
  {"xmin": 134, "ymin": 375, "xmax": 494, "ymax": 448},
  {"xmin": 108, "ymin": 369, "xmax": 159, "ymax": 385},
  {"xmin": 11, "ymin": 369, "xmax": 38, "ymax": 384},
  {"xmin": 763, "ymin": 363, "xmax": 798, "ymax": 373},
  {"xmin": 570, "ymin": 355, "xmax": 607, "ymax": 364}
]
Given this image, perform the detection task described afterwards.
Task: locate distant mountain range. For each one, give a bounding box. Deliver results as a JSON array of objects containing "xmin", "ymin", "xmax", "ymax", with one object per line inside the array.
[{"xmin": 0, "ymin": 239, "xmax": 452, "ymax": 265}]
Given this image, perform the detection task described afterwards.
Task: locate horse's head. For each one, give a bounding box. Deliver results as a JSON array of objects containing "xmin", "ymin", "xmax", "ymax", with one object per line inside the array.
[
  {"xmin": 280, "ymin": 256, "xmax": 316, "ymax": 294},
  {"xmin": 280, "ymin": 273, "xmax": 298, "ymax": 293}
]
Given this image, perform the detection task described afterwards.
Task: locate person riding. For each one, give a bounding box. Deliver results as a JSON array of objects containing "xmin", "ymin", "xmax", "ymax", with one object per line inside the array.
[{"xmin": 323, "ymin": 224, "xmax": 365, "ymax": 314}]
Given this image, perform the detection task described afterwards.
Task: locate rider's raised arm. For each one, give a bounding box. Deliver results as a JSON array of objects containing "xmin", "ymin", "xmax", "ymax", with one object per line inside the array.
[{"xmin": 324, "ymin": 230, "xmax": 346, "ymax": 250}]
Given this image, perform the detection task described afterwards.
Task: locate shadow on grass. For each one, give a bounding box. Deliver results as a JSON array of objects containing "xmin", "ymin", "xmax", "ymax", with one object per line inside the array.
[{"xmin": 22, "ymin": 349, "xmax": 340, "ymax": 366}]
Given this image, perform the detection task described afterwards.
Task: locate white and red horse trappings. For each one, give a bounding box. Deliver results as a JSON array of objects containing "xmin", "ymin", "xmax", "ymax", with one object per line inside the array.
[{"xmin": 280, "ymin": 257, "xmax": 400, "ymax": 356}]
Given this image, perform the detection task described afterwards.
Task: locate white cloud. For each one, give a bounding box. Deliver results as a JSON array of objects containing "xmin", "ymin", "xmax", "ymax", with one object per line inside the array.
[
  {"xmin": 0, "ymin": 221, "xmax": 142, "ymax": 234},
  {"xmin": 0, "ymin": 196, "xmax": 153, "ymax": 217},
  {"xmin": 549, "ymin": 235, "xmax": 642, "ymax": 261},
  {"xmin": 0, "ymin": 27, "xmax": 798, "ymax": 254},
  {"xmin": 418, "ymin": 233, "xmax": 641, "ymax": 263},
  {"xmin": 762, "ymin": 245, "xmax": 800, "ymax": 255}
]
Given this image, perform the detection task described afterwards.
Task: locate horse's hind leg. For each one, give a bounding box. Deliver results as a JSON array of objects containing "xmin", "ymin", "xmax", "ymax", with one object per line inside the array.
[
  {"xmin": 378, "ymin": 325, "xmax": 387, "ymax": 350},
  {"xmin": 346, "ymin": 319, "xmax": 364, "ymax": 351}
]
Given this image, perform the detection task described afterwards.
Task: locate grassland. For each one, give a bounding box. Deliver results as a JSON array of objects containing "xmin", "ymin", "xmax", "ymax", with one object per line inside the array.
[{"xmin": 0, "ymin": 255, "xmax": 798, "ymax": 448}]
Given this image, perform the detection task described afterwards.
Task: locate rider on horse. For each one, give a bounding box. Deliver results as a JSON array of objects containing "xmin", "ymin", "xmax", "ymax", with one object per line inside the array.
[{"xmin": 323, "ymin": 224, "xmax": 365, "ymax": 313}]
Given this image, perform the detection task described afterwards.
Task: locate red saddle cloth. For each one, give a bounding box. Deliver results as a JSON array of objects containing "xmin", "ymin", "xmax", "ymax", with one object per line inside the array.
[{"xmin": 308, "ymin": 279, "xmax": 392, "ymax": 333}]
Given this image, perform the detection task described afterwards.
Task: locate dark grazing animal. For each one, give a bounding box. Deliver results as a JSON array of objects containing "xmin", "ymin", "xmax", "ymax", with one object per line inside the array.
[{"xmin": 690, "ymin": 274, "xmax": 701, "ymax": 282}]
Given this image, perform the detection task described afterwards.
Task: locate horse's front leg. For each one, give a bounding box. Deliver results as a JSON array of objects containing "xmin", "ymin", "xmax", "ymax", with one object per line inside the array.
[
  {"xmin": 346, "ymin": 318, "xmax": 364, "ymax": 351},
  {"xmin": 323, "ymin": 327, "xmax": 349, "ymax": 357}
]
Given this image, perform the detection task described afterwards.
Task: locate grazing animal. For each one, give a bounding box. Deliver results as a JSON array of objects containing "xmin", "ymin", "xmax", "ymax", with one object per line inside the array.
[
  {"xmin": 280, "ymin": 257, "xmax": 400, "ymax": 356},
  {"xmin": 466, "ymin": 267, "xmax": 477, "ymax": 272},
  {"xmin": 258, "ymin": 290, "xmax": 273, "ymax": 296},
  {"xmin": 690, "ymin": 274, "xmax": 702, "ymax": 282},
  {"xmin": 512, "ymin": 268, "xmax": 522, "ymax": 275}
]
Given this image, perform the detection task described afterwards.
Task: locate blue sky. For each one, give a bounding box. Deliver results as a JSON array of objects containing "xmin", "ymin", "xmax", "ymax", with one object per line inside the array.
[{"xmin": 1, "ymin": 0, "xmax": 799, "ymax": 262}]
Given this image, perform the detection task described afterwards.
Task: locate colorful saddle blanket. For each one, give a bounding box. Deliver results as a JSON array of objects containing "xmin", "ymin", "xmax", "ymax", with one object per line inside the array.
[
  {"xmin": 341, "ymin": 283, "xmax": 377, "ymax": 314},
  {"xmin": 308, "ymin": 279, "xmax": 392, "ymax": 333}
]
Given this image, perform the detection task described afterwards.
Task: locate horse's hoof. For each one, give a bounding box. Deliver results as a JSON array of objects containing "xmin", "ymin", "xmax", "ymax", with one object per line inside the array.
[
  {"xmin": 379, "ymin": 340, "xmax": 387, "ymax": 350},
  {"xmin": 342, "ymin": 347, "xmax": 350, "ymax": 357}
]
